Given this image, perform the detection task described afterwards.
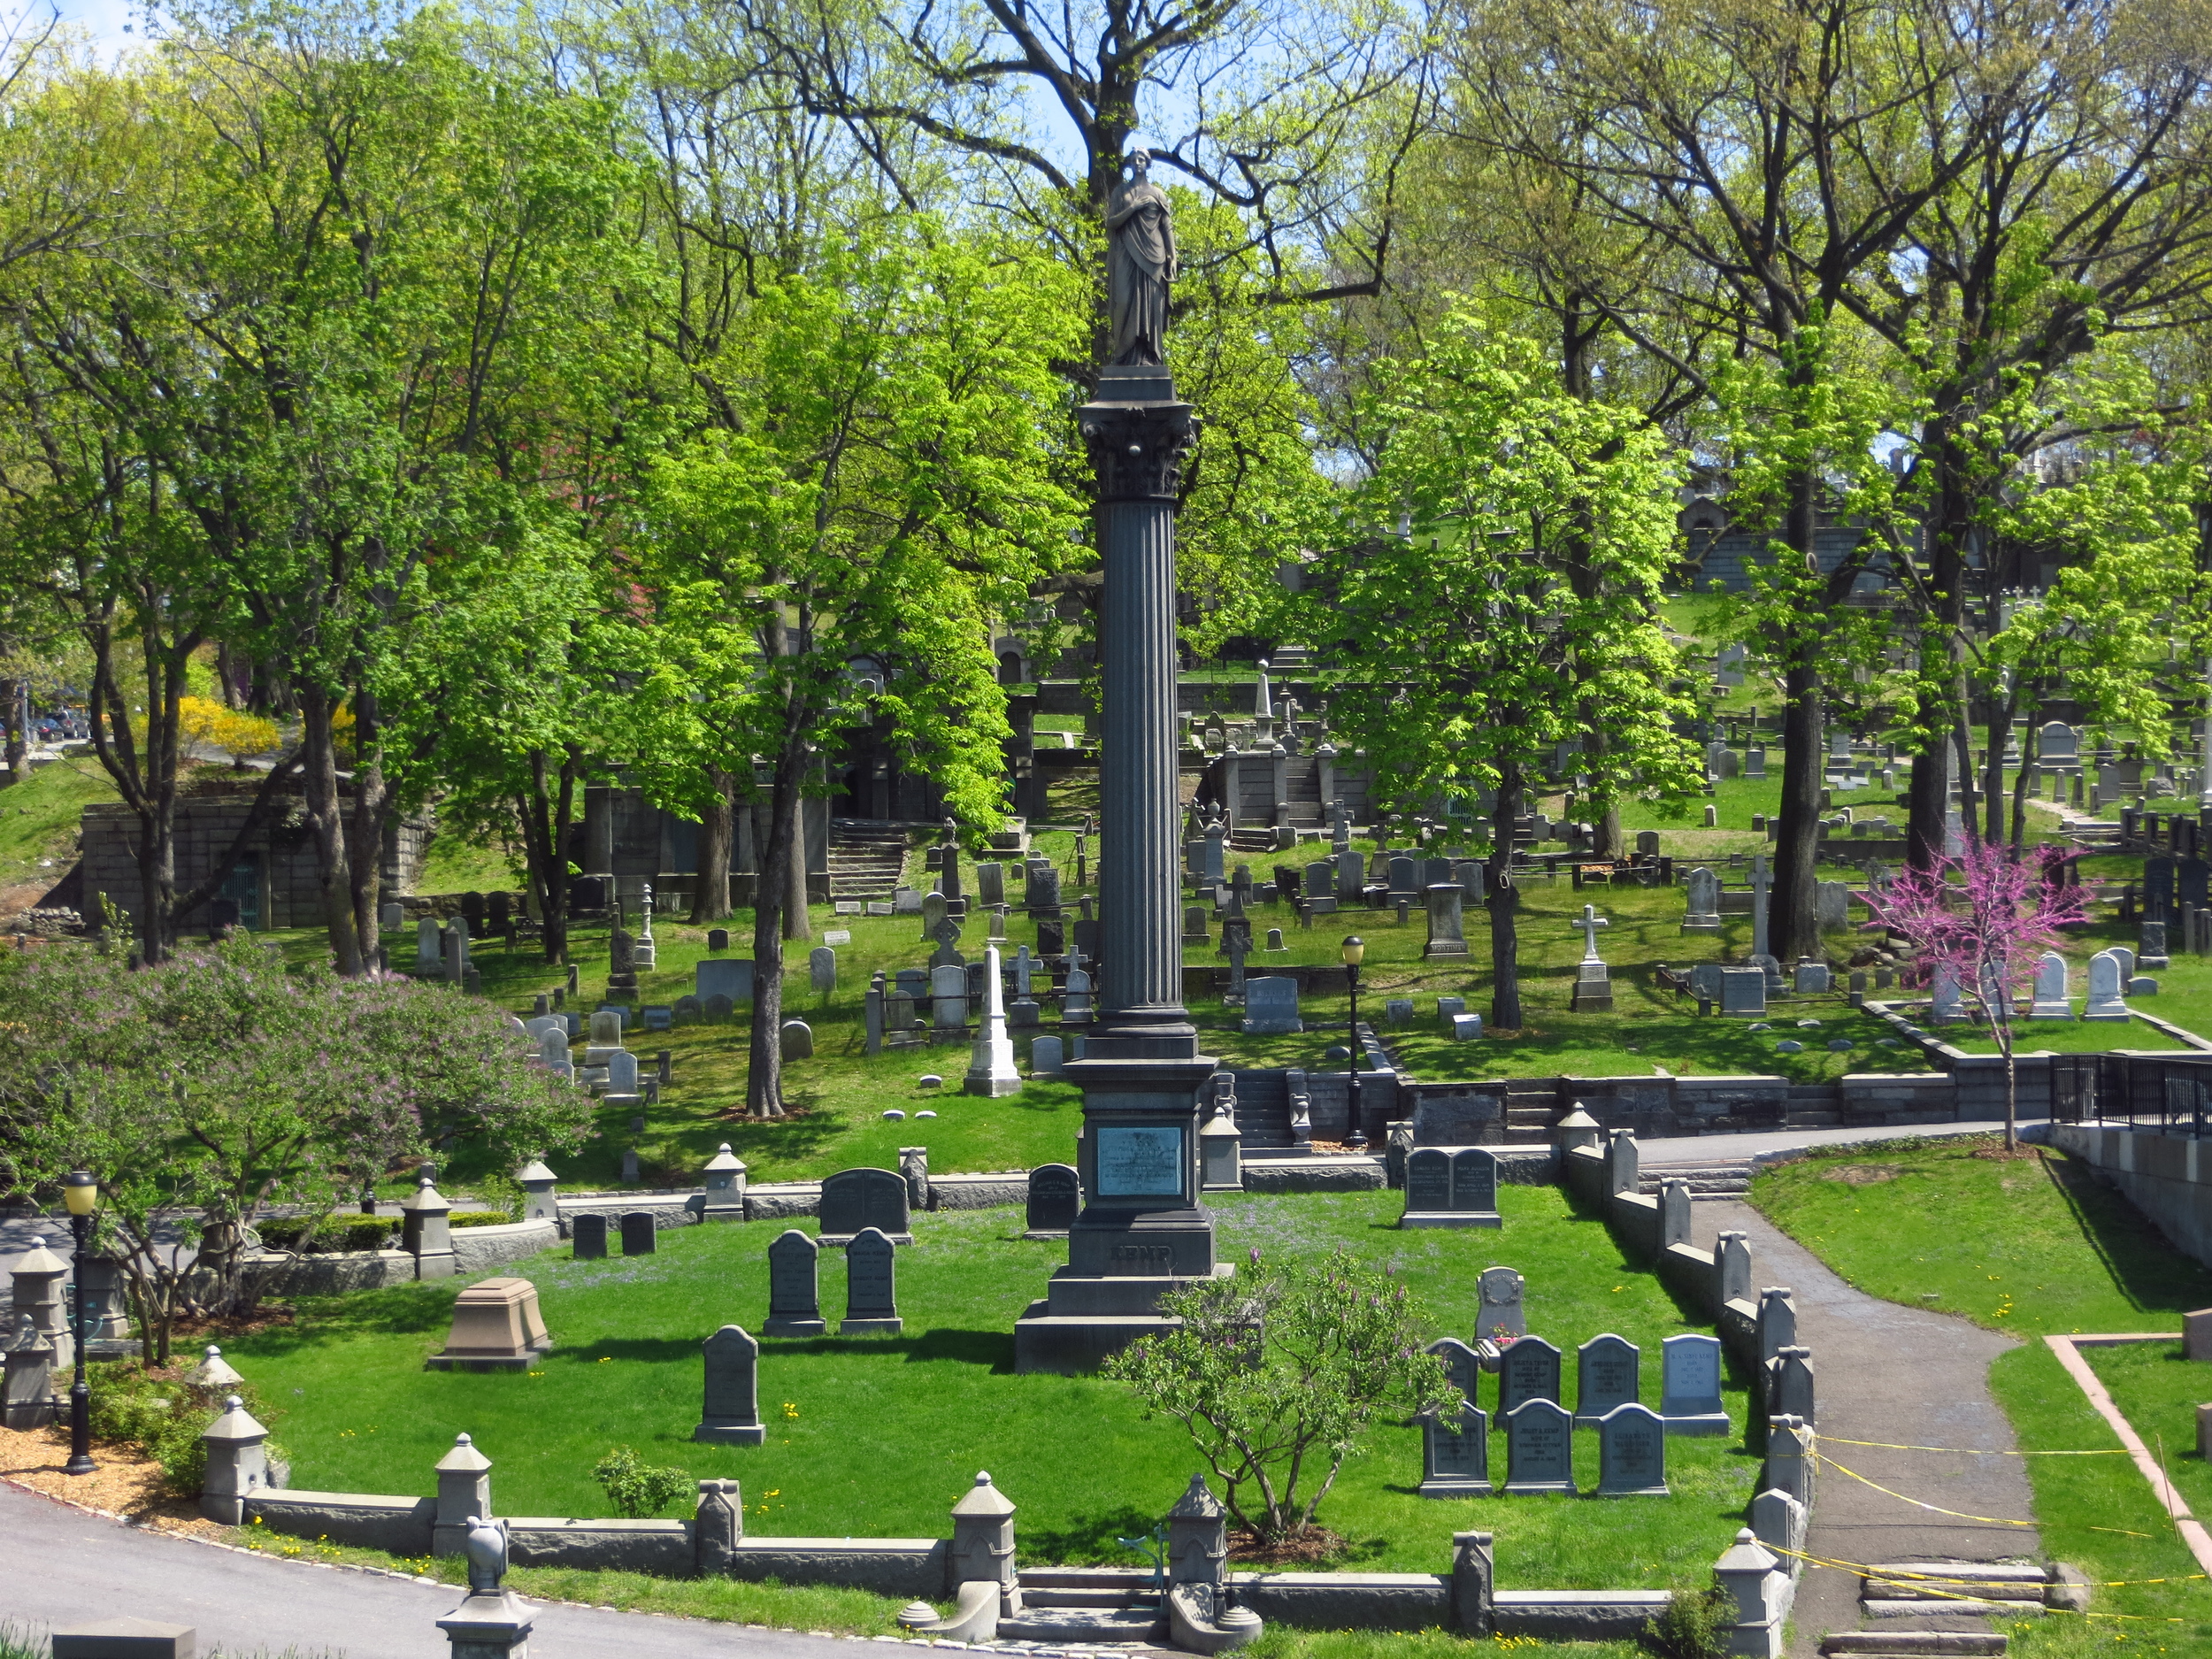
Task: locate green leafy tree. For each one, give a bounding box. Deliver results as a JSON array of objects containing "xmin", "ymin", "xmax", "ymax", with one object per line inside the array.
[
  {"xmin": 628, "ymin": 227, "xmax": 1087, "ymax": 1118},
  {"xmin": 0, "ymin": 940, "xmax": 592, "ymax": 1359},
  {"xmin": 1302, "ymin": 311, "xmax": 1700, "ymax": 1029},
  {"xmin": 1102, "ymin": 1251, "xmax": 1460, "ymax": 1545},
  {"xmin": 592, "ymin": 1445, "xmax": 695, "ymax": 1517}
]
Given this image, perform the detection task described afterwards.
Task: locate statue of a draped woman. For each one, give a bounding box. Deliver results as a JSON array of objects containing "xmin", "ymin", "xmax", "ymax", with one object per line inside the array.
[{"xmin": 1106, "ymin": 150, "xmax": 1177, "ymax": 367}]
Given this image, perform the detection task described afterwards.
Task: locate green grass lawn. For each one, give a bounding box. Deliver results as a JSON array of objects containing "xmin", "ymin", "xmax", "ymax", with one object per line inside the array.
[
  {"xmin": 0, "ymin": 754, "xmax": 118, "ymax": 895},
  {"xmin": 229, "ymin": 1184, "xmax": 1758, "ymax": 1594},
  {"xmin": 1749, "ymin": 1135, "xmax": 2212, "ymax": 1650},
  {"xmin": 2078, "ymin": 1342, "xmax": 2211, "ymax": 1521}
]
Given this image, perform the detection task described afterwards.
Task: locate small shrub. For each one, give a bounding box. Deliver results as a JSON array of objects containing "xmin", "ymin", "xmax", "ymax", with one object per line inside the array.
[
  {"xmin": 1645, "ymin": 1584, "xmax": 1735, "ymax": 1659},
  {"xmin": 449, "ymin": 1210, "xmax": 518, "ymax": 1230},
  {"xmin": 592, "ymin": 1445, "xmax": 695, "ymax": 1518},
  {"xmin": 258, "ymin": 1217, "xmax": 396, "ymax": 1254},
  {"xmin": 84, "ymin": 1360, "xmax": 285, "ymax": 1497}
]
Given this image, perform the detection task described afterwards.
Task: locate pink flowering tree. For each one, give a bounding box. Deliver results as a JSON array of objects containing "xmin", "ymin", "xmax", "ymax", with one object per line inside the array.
[{"xmin": 1862, "ymin": 842, "xmax": 2087, "ymax": 1149}]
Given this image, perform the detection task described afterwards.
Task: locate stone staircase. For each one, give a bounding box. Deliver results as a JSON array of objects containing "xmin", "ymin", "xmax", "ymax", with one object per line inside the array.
[
  {"xmin": 827, "ymin": 819, "xmax": 910, "ymax": 902},
  {"xmin": 1638, "ymin": 1159, "xmax": 1756, "ymax": 1201},
  {"xmin": 1502, "ymin": 1089, "xmax": 1565, "ymax": 1144},
  {"xmin": 1226, "ymin": 1069, "xmax": 1297, "ymax": 1148},
  {"xmin": 1820, "ymin": 1633, "xmax": 2007, "ymax": 1656},
  {"xmin": 1813, "ymin": 1559, "xmax": 2054, "ymax": 1655},
  {"xmin": 999, "ymin": 1567, "xmax": 1163, "ymax": 1642}
]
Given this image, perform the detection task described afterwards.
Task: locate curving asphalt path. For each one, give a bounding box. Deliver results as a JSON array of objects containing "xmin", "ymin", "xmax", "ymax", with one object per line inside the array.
[{"xmin": 0, "ymin": 1479, "xmax": 864, "ymax": 1659}]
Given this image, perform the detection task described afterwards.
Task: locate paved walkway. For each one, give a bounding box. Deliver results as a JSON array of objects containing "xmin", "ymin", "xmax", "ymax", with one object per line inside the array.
[
  {"xmin": 0, "ymin": 1479, "xmax": 859, "ymax": 1659},
  {"xmin": 1637, "ymin": 1118, "xmax": 2047, "ymax": 1167},
  {"xmin": 1693, "ymin": 1199, "xmax": 2039, "ymax": 1657}
]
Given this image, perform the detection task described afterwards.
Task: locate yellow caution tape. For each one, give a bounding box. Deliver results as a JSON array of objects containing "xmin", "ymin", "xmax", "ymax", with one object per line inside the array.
[
  {"xmin": 1820, "ymin": 1435, "xmax": 2126, "ymax": 1456},
  {"xmin": 1813, "ymin": 1449, "xmax": 2038, "ymax": 1526}
]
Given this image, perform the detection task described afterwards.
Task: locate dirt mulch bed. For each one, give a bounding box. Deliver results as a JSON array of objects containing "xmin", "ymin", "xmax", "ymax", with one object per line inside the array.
[
  {"xmin": 1970, "ymin": 1144, "xmax": 2047, "ymax": 1163},
  {"xmin": 0, "ymin": 1421, "xmax": 224, "ymax": 1537},
  {"xmin": 1822, "ymin": 1164, "xmax": 1906, "ymax": 1186},
  {"xmin": 1226, "ymin": 1526, "xmax": 1347, "ymax": 1567}
]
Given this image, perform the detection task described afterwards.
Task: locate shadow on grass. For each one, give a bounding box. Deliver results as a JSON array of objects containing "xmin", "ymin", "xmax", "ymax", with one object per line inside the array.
[
  {"xmin": 262, "ymin": 1283, "xmax": 457, "ymax": 1348},
  {"xmin": 903, "ymin": 1328, "xmax": 1017, "ymax": 1371},
  {"xmin": 1022, "ymin": 1503, "xmax": 1168, "ymax": 1565},
  {"xmin": 554, "ymin": 1336, "xmax": 703, "ymax": 1364},
  {"xmin": 2041, "ymin": 1151, "xmax": 2212, "ymax": 1317}
]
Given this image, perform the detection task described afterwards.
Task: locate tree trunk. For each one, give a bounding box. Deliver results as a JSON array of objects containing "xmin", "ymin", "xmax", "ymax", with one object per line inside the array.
[
  {"xmin": 1486, "ymin": 762, "xmax": 1524, "ymax": 1031},
  {"xmin": 1983, "ymin": 677, "xmax": 2016, "ymax": 849},
  {"xmin": 299, "ymin": 687, "xmax": 366, "ymax": 976},
  {"xmin": 1906, "ymin": 418, "xmax": 1972, "ymax": 872},
  {"xmin": 746, "ymin": 732, "xmax": 810, "ymax": 1118},
  {"xmin": 0, "ymin": 664, "xmax": 24, "ymax": 784},
  {"xmin": 2010, "ymin": 716, "xmax": 2039, "ymax": 850},
  {"xmin": 688, "ymin": 768, "xmax": 735, "ymax": 923},
  {"xmin": 785, "ymin": 785, "xmax": 812, "ymax": 942},
  {"xmin": 519, "ymin": 747, "xmax": 577, "ymax": 964},
  {"xmin": 347, "ymin": 685, "xmax": 387, "ymax": 966},
  {"xmin": 1768, "ymin": 458, "xmax": 1824, "ymax": 966}
]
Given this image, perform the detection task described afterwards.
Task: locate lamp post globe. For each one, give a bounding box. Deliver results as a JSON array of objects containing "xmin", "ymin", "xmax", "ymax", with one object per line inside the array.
[{"xmin": 62, "ymin": 1169, "xmax": 99, "ymax": 1477}]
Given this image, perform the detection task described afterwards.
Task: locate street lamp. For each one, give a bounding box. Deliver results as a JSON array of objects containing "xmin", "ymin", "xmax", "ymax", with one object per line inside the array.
[
  {"xmin": 62, "ymin": 1169, "xmax": 99, "ymax": 1477},
  {"xmin": 1340, "ymin": 937, "xmax": 1366, "ymax": 1149}
]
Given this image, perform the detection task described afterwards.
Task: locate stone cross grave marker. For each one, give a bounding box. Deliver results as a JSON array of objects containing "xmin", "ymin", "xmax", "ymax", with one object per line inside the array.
[
  {"xmin": 841, "ymin": 1228, "xmax": 902, "ymax": 1334},
  {"xmin": 1498, "ymin": 1335, "xmax": 1561, "ymax": 1415},
  {"xmin": 1574, "ymin": 903, "xmax": 1610, "ymax": 962},
  {"xmin": 1660, "ymin": 1333, "xmax": 1729, "ymax": 1434},
  {"xmin": 1597, "ymin": 1402, "xmax": 1669, "ymax": 1494},
  {"xmin": 1477, "ymin": 1266, "xmax": 1526, "ymax": 1340},
  {"xmin": 764, "ymin": 1230, "xmax": 826, "ymax": 1335},
  {"xmin": 1575, "ymin": 1333, "xmax": 1640, "ymax": 1424},
  {"xmin": 1025, "ymin": 1164, "xmax": 1080, "ymax": 1237},
  {"xmin": 694, "ymin": 1325, "xmax": 766, "ymax": 1443},
  {"xmin": 1503, "ymin": 1397, "xmax": 1575, "ymax": 1494},
  {"xmin": 1420, "ymin": 1401, "xmax": 1491, "ymax": 1497}
]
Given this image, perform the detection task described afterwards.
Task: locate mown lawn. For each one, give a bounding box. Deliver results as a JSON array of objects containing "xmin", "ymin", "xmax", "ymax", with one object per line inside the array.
[
  {"xmin": 1750, "ymin": 1135, "xmax": 2212, "ymax": 1652},
  {"xmin": 227, "ymin": 1184, "xmax": 1758, "ymax": 1593}
]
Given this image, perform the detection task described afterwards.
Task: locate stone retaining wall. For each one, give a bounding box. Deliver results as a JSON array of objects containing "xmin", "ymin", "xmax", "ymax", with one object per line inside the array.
[
  {"xmin": 2048, "ymin": 1123, "xmax": 2212, "ymax": 1268},
  {"xmin": 250, "ymin": 1220, "xmax": 558, "ymax": 1295}
]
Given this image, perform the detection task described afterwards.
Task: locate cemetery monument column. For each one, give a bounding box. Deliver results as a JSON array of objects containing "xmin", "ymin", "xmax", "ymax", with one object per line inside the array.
[{"xmin": 1017, "ymin": 152, "xmax": 1221, "ymax": 1372}]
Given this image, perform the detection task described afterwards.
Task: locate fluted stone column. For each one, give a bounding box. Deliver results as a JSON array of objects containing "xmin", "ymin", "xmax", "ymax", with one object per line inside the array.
[{"xmin": 1056, "ymin": 368, "xmax": 1218, "ymax": 1285}]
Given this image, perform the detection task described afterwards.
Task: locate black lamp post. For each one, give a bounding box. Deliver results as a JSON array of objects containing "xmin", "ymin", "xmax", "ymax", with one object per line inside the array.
[
  {"xmin": 1340, "ymin": 937, "xmax": 1365, "ymax": 1148},
  {"xmin": 62, "ymin": 1168, "xmax": 99, "ymax": 1477}
]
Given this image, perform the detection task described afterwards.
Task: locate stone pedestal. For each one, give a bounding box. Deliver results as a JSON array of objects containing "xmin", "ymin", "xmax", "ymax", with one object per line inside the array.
[{"xmin": 426, "ymin": 1279, "xmax": 552, "ymax": 1371}]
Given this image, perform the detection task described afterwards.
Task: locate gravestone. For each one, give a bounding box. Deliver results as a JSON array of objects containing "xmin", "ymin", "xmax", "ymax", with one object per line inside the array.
[
  {"xmin": 818, "ymin": 1166, "xmax": 913, "ymax": 1244},
  {"xmin": 1503, "ymin": 1397, "xmax": 1575, "ymax": 1495},
  {"xmin": 417, "ymin": 917, "xmax": 442, "ymax": 965},
  {"xmin": 841, "ymin": 1227, "xmax": 902, "ymax": 1334},
  {"xmin": 1061, "ymin": 966, "xmax": 1094, "ymax": 1023},
  {"xmin": 1025, "ymin": 1164, "xmax": 1081, "ymax": 1238},
  {"xmin": 2084, "ymin": 949, "xmax": 2131, "ymax": 1020},
  {"xmin": 1401, "ymin": 1146, "xmax": 1505, "ymax": 1229},
  {"xmin": 932, "ymin": 962, "xmax": 971, "ymax": 1029},
  {"xmin": 1596, "ymin": 1402, "xmax": 1669, "ymax": 1495},
  {"xmin": 694, "ymin": 1325, "xmax": 766, "ymax": 1443},
  {"xmin": 1419, "ymin": 1401, "xmax": 1492, "ymax": 1497},
  {"xmin": 1033, "ymin": 1034, "xmax": 1065, "ymax": 1075},
  {"xmin": 1498, "ymin": 1335, "xmax": 1562, "ymax": 1415},
  {"xmin": 1793, "ymin": 959, "xmax": 1832, "ymax": 995},
  {"xmin": 1681, "ymin": 868, "xmax": 1722, "ymax": 933},
  {"xmin": 1720, "ymin": 966, "xmax": 1767, "ymax": 1016},
  {"xmin": 706, "ymin": 927, "xmax": 730, "ymax": 952},
  {"xmin": 1660, "ymin": 1333, "xmax": 1729, "ymax": 1434},
  {"xmin": 810, "ymin": 947, "xmax": 837, "ymax": 995},
  {"xmin": 696, "ymin": 958, "xmax": 755, "ymax": 1003},
  {"xmin": 571, "ymin": 1212, "xmax": 608, "ymax": 1259},
  {"xmin": 2140, "ymin": 920, "xmax": 2170, "ymax": 971},
  {"xmin": 1428, "ymin": 1338, "xmax": 1482, "ymax": 1402},
  {"xmin": 1477, "ymin": 1266, "xmax": 1526, "ymax": 1341},
  {"xmin": 1241, "ymin": 976, "xmax": 1303, "ymax": 1034},
  {"xmin": 2029, "ymin": 951, "xmax": 2072, "ymax": 1018},
  {"xmin": 703, "ymin": 993, "xmax": 735, "ymax": 1023},
  {"xmin": 764, "ymin": 1230, "xmax": 826, "ymax": 1335},
  {"xmin": 1424, "ymin": 884, "xmax": 1471, "ymax": 959},
  {"xmin": 780, "ymin": 1019, "xmax": 813, "ymax": 1059},
  {"xmin": 1814, "ymin": 881, "xmax": 1850, "ymax": 932},
  {"xmin": 1575, "ymin": 1333, "xmax": 1640, "ymax": 1424},
  {"xmin": 607, "ymin": 1050, "xmax": 640, "ymax": 1094},
  {"xmin": 620, "ymin": 1212, "xmax": 657, "ymax": 1256},
  {"xmin": 976, "ymin": 863, "xmax": 1005, "ymax": 907},
  {"xmin": 1028, "ymin": 865, "xmax": 1062, "ymax": 916}
]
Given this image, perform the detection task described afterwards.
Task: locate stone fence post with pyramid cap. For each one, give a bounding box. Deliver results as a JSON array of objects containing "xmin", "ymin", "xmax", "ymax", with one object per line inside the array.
[
  {"xmin": 434, "ymin": 1432, "xmax": 494, "ymax": 1556},
  {"xmin": 1166, "ymin": 1474, "xmax": 1227, "ymax": 1586},
  {"xmin": 948, "ymin": 1471, "xmax": 1020, "ymax": 1613},
  {"xmin": 200, "ymin": 1394, "xmax": 270, "ymax": 1523}
]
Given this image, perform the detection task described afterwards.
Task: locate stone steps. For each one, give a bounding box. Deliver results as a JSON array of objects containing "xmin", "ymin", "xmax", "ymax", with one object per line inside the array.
[
  {"xmin": 1639, "ymin": 1160, "xmax": 1756, "ymax": 1199},
  {"xmin": 827, "ymin": 819, "xmax": 910, "ymax": 901},
  {"xmin": 1820, "ymin": 1637, "xmax": 2006, "ymax": 1656},
  {"xmin": 1002, "ymin": 1566, "xmax": 1164, "ymax": 1640}
]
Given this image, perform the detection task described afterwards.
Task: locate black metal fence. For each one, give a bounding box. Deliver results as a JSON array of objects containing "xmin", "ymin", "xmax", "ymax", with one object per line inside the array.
[{"xmin": 2049, "ymin": 1052, "xmax": 2212, "ymax": 1136}]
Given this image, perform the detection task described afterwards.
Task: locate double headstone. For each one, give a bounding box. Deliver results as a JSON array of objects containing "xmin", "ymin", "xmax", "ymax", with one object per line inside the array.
[
  {"xmin": 818, "ymin": 1166, "xmax": 913, "ymax": 1243},
  {"xmin": 1401, "ymin": 1147, "xmax": 1502, "ymax": 1228}
]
